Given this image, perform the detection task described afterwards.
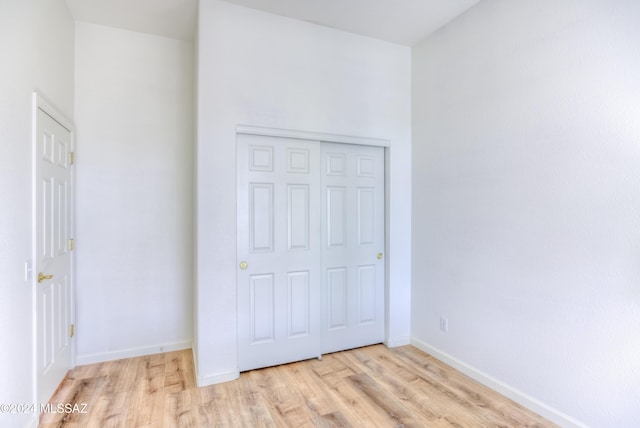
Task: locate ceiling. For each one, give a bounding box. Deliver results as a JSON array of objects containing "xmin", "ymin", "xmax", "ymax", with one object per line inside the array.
[
  {"xmin": 65, "ymin": 0, "xmax": 481, "ymax": 45},
  {"xmin": 65, "ymin": 0, "xmax": 199, "ymax": 41}
]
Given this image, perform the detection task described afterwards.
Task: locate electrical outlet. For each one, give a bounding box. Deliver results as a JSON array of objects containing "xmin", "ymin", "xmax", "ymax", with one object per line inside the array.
[{"xmin": 440, "ymin": 316, "xmax": 448, "ymax": 333}]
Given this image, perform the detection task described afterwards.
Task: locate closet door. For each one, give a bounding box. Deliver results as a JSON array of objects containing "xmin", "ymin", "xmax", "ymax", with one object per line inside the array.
[
  {"xmin": 321, "ymin": 143, "xmax": 385, "ymax": 354},
  {"xmin": 237, "ymin": 134, "xmax": 321, "ymax": 371}
]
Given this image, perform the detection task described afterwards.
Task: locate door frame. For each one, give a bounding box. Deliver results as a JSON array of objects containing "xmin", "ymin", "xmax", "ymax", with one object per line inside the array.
[
  {"xmin": 236, "ymin": 125, "xmax": 390, "ymax": 149},
  {"xmin": 235, "ymin": 124, "xmax": 391, "ymax": 354},
  {"xmin": 31, "ymin": 91, "xmax": 76, "ymax": 405}
]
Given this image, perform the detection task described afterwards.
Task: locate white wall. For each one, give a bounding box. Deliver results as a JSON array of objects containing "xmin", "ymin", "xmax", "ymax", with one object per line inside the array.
[
  {"xmin": 412, "ymin": 1, "xmax": 640, "ymax": 426},
  {"xmin": 0, "ymin": 1, "xmax": 74, "ymax": 427},
  {"xmin": 74, "ymin": 22, "xmax": 195, "ymax": 363},
  {"xmin": 196, "ymin": 0, "xmax": 411, "ymax": 384}
]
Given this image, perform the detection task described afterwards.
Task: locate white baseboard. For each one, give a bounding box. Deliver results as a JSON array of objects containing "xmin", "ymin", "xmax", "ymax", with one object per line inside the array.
[
  {"xmin": 196, "ymin": 369, "xmax": 239, "ymax": 387},
  {"xmin": 76, "ymin": 340, "xmax": 192, "ymax": 366},
  {"xmin": 385, "ymin": 335, "xmax": 411, "ymax": 348},
  {"xmin": 190, "ymin": 344, "xmax": 239, "ymax": 387},
  {"xmin": 411, "ymin": 338, "xmax": 587, "ymax": 428}
]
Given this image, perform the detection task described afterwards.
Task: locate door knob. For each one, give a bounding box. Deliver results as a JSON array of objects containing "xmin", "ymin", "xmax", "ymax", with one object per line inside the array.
[
  {"xmin": 377, "ymin": 253, "xmax": 383, "ymax": 260},
  {"xmin": 38, "ymin": 272, "xmax": 54, "ymax": 283},
  {"xmin": 239, "ymin": 261, "xmax": 248, "ymax": 270}
]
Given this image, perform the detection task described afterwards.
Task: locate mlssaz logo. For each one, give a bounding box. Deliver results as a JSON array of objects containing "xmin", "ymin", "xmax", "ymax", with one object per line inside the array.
[{"xmin": 41, "ymin": 403, "xmax": 89, "ymax": 414}]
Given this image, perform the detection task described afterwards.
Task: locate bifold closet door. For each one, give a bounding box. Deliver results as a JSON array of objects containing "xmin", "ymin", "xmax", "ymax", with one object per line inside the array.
[
  {"xmin": 321, "ymin": 143, "xmax": 385, "ymax": 354},
  {"xmin": 237, "ymin": 134, "xmax": 322, "ymax": 372}
]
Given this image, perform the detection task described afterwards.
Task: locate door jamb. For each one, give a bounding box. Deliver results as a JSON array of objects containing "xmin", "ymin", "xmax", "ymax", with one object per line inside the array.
[{"xmin": 236, "ymin": 125, "xmax": 390, "ymax": 148}]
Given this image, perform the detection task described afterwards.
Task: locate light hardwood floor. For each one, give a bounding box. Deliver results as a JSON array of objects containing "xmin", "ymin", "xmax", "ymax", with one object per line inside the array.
[{"xmin": 40, "ymin": 345, "xmax": 555, "ymax": 427}]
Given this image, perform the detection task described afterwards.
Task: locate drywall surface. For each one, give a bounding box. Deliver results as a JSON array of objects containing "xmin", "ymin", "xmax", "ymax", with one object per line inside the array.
[
  {"xmin": 412, "ymin": 1, "xmax": 640, "ymax": 426},
  {"xmin": 196, "ymin": 0, "xmax": 411, "ymax": 383},
  {"xmin": 75, "ymin": 22, "xmax": 195, "ymax": 362},
  {"xmin": 0, "ymin": 0, "xmax": 74, "ymax": 426}
]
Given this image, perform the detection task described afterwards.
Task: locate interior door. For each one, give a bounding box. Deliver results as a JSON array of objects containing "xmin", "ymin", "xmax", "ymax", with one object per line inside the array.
[
  {"xmin": 34, "ymin": 107, "xmax": 74, "ymax": 406},
  {"xmin": 237, "ymin": 134, "xmax": 321, "ymax": 371},
  {"xmin": 321, "ymin": 143, "xmax": 385, "ymax": 354}
]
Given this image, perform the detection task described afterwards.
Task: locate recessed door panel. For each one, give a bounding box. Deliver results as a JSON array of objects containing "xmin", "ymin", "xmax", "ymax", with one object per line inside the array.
[
  {"xmin": 327, "ymin": 268, "xmax": 347, "ymax": 330},
  {"xmin": 287, "ymin": 148, "xmax": 310, "ymax": 173},
  {"xmin": 288, "ymin": 271, "xmax": 310, "ymax": 337},
  {"xmin": 327, "ymin": 187, "xmax": 346, "ymax": 248},
  {"xmin": 356, "ymin": 155, "xmax": 376, "ymax": 177},
  {"xmin": 41, "ymin": 282, "xmax": 54, "ymax": 372},
  {"xmin": 249, "ymin": 145, "xmax": 273, "ymax": 171},
  {"xmin": 56, "ymin": 181, "xmax": 67, "ymax": 256},
  {"xmin": 357, "ymin": 187, "xmax": 376, "ymax": 246},
  {"xmin": 56, "ymin": 139, "xmax": 68, "ymax": 168},
  {"xmin": 358, "ymin": 265, "xmax": 376, "ymax": 324},
  {"xmin": 42, "ymin": 131, "xmax": 54, "ymax": 164},
  {"xmin": 326, "ymin": 153, "xmax": 346, "ymax": 176},
  {"xmin": 250, "ymin": 184, "xmax": 274, "ymax": 253},
  {"xmin": 57, "ymin": 276, "xmax": 70, "ymax": 351},
  {"xmin": 288, "ymin": 185, "xmax": 310, "ymax": 251},
  {"xmin": 42, "ymin": 178, "xmax": 54, "ymax": 260},
  {"xmin": 55, "ymin": 279, "xmax": 63, "ymax": 351},
  {"xmin": 250, "ymin": 274, "xmax": 275, "ymax": 343}
]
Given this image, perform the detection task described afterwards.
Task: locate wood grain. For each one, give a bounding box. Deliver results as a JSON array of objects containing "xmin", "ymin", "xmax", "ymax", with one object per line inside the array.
[{"xmin": 40, "ymin": 345, "xmax": 555, "ymax": 427}]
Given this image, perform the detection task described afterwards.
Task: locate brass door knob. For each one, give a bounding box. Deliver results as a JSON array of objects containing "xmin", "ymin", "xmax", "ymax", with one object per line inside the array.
[
  {"xmin": 239, "ymin": 261, "xmax": 248, "ymax": 270},
  {"xmin": 377, "ymin": 253, "xmax": 383, "ymax": 260},
  {"xmin": 38, "ymin": 272, "xmax": 54, "ymax": 283}
]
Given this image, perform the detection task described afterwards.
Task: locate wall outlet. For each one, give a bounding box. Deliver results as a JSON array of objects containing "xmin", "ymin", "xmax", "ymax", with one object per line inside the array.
[{"xmin": 440, "ymin": 316, "xmax": 448, "ymax": 332}]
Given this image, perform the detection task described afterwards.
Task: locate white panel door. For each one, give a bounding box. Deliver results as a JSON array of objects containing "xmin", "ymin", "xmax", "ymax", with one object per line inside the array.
[
  {"xmin": 34, "ymin": 107, "xmax": 74, "ymax": 406},
  {"xmin": 237, "ymin": 134, "xmax": 321, "ymax": 371},
  {"xmin": 322, "ymin": 143, "xmax": 385, "ymax": 354}
]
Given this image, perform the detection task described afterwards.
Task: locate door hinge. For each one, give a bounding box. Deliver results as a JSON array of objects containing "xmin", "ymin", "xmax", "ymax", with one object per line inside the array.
[
  {"xmin": 70, "ymin": 324, "xmax": 75, "ymax": 338},
  {"xmin": 68, "ymin": 238, "xmax": 75, "ymax": 251},
  {"xmin": 69, "ymin": 152, "xmax": 75, "ymax": 165}
]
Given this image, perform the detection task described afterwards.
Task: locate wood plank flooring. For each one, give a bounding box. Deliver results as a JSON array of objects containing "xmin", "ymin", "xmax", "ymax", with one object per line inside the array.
[{"xmin": 40, "ymin": 345, "xmax": 555, "ymax": 427}]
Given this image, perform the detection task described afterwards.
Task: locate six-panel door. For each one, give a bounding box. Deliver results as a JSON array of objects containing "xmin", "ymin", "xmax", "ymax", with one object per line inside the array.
[
  {"xmin": 321, "ymin": 143, "xmax": 385, "ymax": 354},
  {"xmin": 237, "ymin": 134, "xmax": 322, "ymax": 371},
  {"xmin": 35, "ymin": 108, "xmax": 74, "ymax": 406}
]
